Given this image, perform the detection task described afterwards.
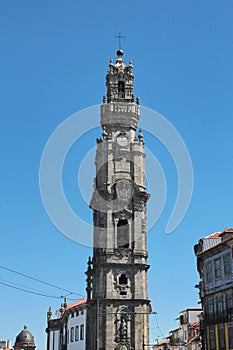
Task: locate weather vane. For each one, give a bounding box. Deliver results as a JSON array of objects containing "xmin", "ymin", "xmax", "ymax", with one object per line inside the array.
[{"xmin": 114, "ymin": 28, "xmax": 125, "ymax": 50}]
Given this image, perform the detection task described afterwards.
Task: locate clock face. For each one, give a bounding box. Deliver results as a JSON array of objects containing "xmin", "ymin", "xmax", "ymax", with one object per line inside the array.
[{"xmin": 117, "ymin": 134, "xmax": 128, "ymax": 147}]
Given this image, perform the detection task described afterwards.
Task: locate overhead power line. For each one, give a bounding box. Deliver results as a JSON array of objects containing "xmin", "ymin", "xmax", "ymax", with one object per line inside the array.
[
  {"xmin": 0, "ymin": 280, "xmax": 63, "ymax": 299},
  {"xmin": 0, "ymin": 264, "xmax": 85, "ymax": 298}
]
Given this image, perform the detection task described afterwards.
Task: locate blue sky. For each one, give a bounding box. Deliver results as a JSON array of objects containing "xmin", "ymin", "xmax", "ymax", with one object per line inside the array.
[{"xmin": 1, "ymin": 0, "xmax": 233, "ymax": 348}]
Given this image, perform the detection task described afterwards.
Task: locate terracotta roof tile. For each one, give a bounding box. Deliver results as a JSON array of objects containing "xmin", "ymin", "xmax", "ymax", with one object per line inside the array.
[
  {"xmin": 156, "ymin": 340, "xmax": 167, "ymax": 345},
  {"xmin": 66, "ymin": 298, "xmax": 87, "ymax": 310},
  {"xmin": 206, "ymin": 232, "xmax": 221, "ymax": 238}
]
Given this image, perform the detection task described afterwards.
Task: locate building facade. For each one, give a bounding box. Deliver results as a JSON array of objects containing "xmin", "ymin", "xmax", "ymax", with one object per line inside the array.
[
  {"xmin": 152, "ymin": 308, "xmax": 202, "ymax": 350},
  {"xmin": 46, "ymin": 299, "xmax": 87, "ymax": 350},
  {"xmin": 85, "ymin": 49, "xmax": 151, "ymax": 350},
  {"xmin": 0, "ymin": 340, "xmax": 12, "ymax": 350},
  {"xmin": 169, "ymin": 308, "xmax": 201, "ymax": 350},
  {"xmin": 194, "ymin": 228, "xmax": 233, "ymax": 350}
]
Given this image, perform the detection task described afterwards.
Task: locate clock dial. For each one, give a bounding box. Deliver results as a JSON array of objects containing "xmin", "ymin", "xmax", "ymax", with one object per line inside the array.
[{"xmin": 117, "ymin": 135, "xmax": 128, "ymax": 147}]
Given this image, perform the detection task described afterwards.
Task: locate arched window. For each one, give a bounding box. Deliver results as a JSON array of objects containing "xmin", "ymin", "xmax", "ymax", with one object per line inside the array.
[
  {"xmin": 117, "ymin": 219, "xmax": 129, "ymax": 248},
  {"xmin": 119, "ymin": 274, "xmax": 128, "ymax": 285},
  {"xmin": 118, "ymin": 81, "xmax": 125, "ymax": 98}
]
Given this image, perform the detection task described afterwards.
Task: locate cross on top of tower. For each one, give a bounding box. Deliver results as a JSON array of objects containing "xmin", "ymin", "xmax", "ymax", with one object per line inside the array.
[{"xmin": 114, "ymin": 28, "xmax": 125, "ymax": 51}]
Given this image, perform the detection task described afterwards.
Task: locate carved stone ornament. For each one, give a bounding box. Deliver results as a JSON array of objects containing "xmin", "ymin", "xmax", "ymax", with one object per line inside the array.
[
  {"xmin": 112, "ymin": 249, "xmax": 130, "ymax": 260},
  {"xmin": 115, "ymin": 179, "xmax": 134, "ymax": 201}
]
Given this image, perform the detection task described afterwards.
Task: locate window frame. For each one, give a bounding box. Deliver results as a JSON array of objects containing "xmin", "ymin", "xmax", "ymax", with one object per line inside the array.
[
  {"xmin": 206, "ymin": 260, "xmax": 213, "ymax": 283},
  {"xmin": 70, "ymin": 327, "xmax": 74, "ymax": 342},
  {"xmin": 75, "ymin": 325, "xmax": 79, "ymax": 341},
  {"xmin": 80, "ymin": 324, "xmax": 84, "ymax": 341},
  {"xmin": 223, "ymin": 253, "xmax": 231, "ymax": 276},
  {"xmin": 214, "ymin": 257, "xmax": 221, "ymax": 280}
]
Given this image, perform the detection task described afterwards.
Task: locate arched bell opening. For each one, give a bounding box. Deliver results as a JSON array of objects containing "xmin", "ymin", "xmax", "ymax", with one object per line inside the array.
[
  {"xmin": 118, "ymin": 81, "xmax": 125, "ymax": 98},
  {"xmin": 117, "ymin": 219, "xmax": 129, "ymax": 248}
]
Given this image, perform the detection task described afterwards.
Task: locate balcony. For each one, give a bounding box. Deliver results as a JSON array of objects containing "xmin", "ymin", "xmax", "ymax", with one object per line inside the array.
[{"xmin": 204, "ymin": 307, "xmax": 233, "ymax": 324}]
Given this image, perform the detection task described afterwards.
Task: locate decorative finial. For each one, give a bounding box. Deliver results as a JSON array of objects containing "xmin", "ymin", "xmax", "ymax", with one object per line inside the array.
[
  {"xmin": 63, "ymin": 297, "xmax": 67, "ymax": 309},
  {"xmin": 102, "ymin": 125, "xmax": 108, "ymax": 140},
  {"xmin": 24, "ymin": 325, "xmax": 27, "ymax": 330},
  {"xmin": 47, "ymin": 306, "xmax": 52, "ymax": 321},
  {"xmin": 86, "ymin": 256, "xmax": 93, "ymax": 300},
  {"xmin": 138, "ymin": 128, "xmax": 144, "ymax": 145},
  {"xmin": 88, "ymin": 256, "xmax": 92, "ymax": 266}
]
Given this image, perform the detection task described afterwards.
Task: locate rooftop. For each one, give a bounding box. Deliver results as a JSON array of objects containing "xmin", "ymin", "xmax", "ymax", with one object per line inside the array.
[{"xmin": 65, "ymin": 298, "xmax": 86, "ymax": 311}]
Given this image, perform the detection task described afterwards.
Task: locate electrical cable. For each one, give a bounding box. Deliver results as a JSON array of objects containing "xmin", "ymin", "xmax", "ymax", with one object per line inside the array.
[
  {"xmin": 154, "ymin": 313, "xmax": 164, "ymax": 338},
  {"xmin": 0, "ymin": 264, "xmax": 85, "ymax": 298},
  {"xmin": 0, "ymin": 280, "xmax": 62, "ymax": 299}
]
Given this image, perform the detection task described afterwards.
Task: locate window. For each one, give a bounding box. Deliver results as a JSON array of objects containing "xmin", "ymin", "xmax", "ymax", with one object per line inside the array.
[
  {"xmin": 75, "ymin": 326, "xmax": 79, "ymax": 341},
  {"xmin": 223, "ymin": 253, "xmax": 231, "ymax": 275},
  {"xmin": 226, "ymin": 292, "xmax": 233, "ymax": 318},
  {"xmin": 117, "ymin": 219, "xmax": 129, "ymax": 248},
  {"xmin": 209, "ymin": 327, "xmax": 215, "ymax": 350},
  {"xmin": 70, "ymin": 327, "xmax": 74, "ymax": 342},
  {"xmin": 218, "ymin": 325, "xmax": 225, "ymax": 350},
  {"xmin": 214, "ymin": 258, "xmax": 221, "ymax": 279},
  {"xmin": 67, "ymin": 329, "xmax": 69, "ymax": 344},
  {"xmin": 207, "ymin": 296, "xmax": 214, "ymax": 317},
  {"xmin": 216, "ymin": 294, "xmax": 223, "ymax": 316},
  {"xmin": 118, "ymin": 81, "xmax": 125, "ymax": 98},
  {"xmin": 206, "ymin": 261, "xmax": 213, "ymax": 282},
  {"xmin": 80, "ymin": 324, "xmax": 84, "ymax": 340},
  {"xmin": 119, "ymin": 274, "xmax": 128, "ymax": 285},
  {"xmin": 229, "ymin": 325, "xmax": 233, "ymax": 348}
]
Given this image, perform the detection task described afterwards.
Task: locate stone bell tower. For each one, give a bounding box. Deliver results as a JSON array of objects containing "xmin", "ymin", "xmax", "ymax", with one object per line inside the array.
[{"xmin": 86, "ymin": 50, "xmax": 150, "ymax": 350}]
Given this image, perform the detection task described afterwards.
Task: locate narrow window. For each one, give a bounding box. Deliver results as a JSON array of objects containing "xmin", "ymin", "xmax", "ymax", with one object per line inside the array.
[
  {"xmin": 75, "ymin": 326, "xmax": 79, "ymax": 341},
  {"xmin": 226, "ymin": 292, "xmax": 233, "ymax": 318},
  {"xmin": 206, "ymin": 261, "xmax": 213, "ymax": 282},
  {"xmin": 209, "ymin": 327, "xmax": 215, "ymax": 350},
  {"xmin": 118, "ymin": 81, "xmax": 125, "ymax": 98},
  {"xmin": 229, "ymin": 325, "xmax": 233, "ymax": 348},
  {"xmin": 216, "ymin": 294, "xmax": 223, "ymax": 316},
  {"xmin": 70, "ymin": 327, "xmax": 74, "ymax": 342},
  {"xmin": 117, "ymin": 219, "xmax": 129, "ymax": 248},
  {"xmin": 207, "ymin": 296, "xmax": 214, "ymax": 318},
  {"xmin": 214, "ymin": 258, "xmax": 221, "ymax": 279},
  {"xmin": 80, "ymin": 324, "xmax": 84, "ymax": 340},
  {"xmin": 119, "ymin": 274, "xmax": 128, "ymax": 285},
  {"xmin": 223, "ymin": 253, "xmax": 231, "ymax": 275},
  {"xmin": 218, "ymin": 325, "xmax": 225, "ymax": 350}
]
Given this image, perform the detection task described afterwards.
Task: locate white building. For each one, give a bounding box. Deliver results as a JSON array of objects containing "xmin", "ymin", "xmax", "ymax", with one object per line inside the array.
[
  {"xmin": 0, "ymin": 340, "xmax": 11, "ymax": 350},
  {"xmin": 46, "ymin": 299, "xmax": 87, "ymax": 350},
  {"xmin": 169, "ymin": 308, "xmax": 202, "ymax": 350}
]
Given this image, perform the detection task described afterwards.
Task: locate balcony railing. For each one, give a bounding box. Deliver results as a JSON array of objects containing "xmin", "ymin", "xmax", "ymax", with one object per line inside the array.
[{"xmin": 204, "ymin": 307, "xmax": 233, "ymax": 324}]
